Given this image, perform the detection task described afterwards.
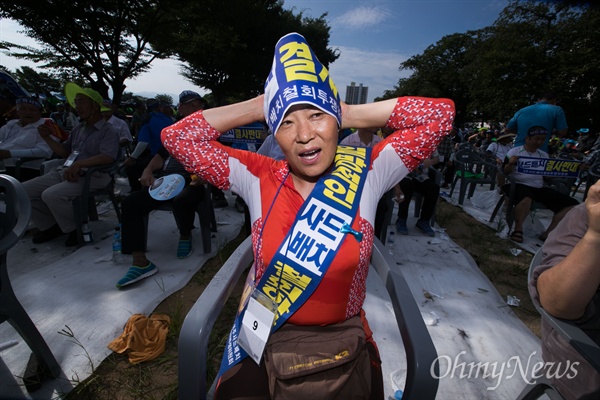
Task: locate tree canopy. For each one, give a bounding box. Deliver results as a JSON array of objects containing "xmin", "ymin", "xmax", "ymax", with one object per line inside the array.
[
  {"xmin": 0, "ymin": 0, "xmax": 176, "ymax": 104},
  {"xmin": 380, "ymin": 0, "xmax": 600, "ymax": 131},
  {"xmin": 1, "ymin": 0, "xmax": 336, "ymax": 107},
  {"xmin": 149, "ymin": 0, "xmax": 338, "ymax": 105}
]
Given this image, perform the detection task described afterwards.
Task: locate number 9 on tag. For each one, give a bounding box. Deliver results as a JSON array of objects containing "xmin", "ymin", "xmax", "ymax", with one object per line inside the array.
[{"xmin": 237, "ymin": 292, "xmax": 276, "ymax": 365}]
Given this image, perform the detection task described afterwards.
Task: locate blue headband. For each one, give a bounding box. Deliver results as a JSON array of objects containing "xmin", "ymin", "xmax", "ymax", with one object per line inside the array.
[
  {"xmin": 264, "ymin": 32, "xmax": 341, "ymax": 135},
  {"xmin": 16, "ymin": 97, "xmax": 41, "ymax": 108},
  {"xmin": 527, "ymin": 128, "xmax": 548, "ymax": 137}
]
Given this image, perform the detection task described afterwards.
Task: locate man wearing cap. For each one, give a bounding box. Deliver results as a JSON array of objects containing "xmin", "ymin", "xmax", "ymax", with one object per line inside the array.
[
  {"xmin": 0, "ymin": 97, "xmax": 53, "ymax": 181},
  {"xmin": 506, "ymin": 92, "xmax": 568, "ymax": 152},
  {"xmin": 177, "ymin": 90, "xmax": 228, "ymax": 208},
  {"xmin": 102, "ymin": 99, "xmax": 133, "ymax": 149},
  {"xmin": 50, "ymin": 102, "xmax": 79, "ymax": 133},
  {"xmin": 23, "ymin": 83, "xmax": 120, "ymax": 246},
  {"xmin": 503, "ymin": 126, "xmax": 578, "ymax": 243},
  {"xmin": 123, "ymin": 98, "xmax": 172, "ymax": 191},
  {"xmin": 486, "ymin": 132, "xmax": 516, "ymax": 187},
  {"xmin": 177, "ymin": 90, "xmax": 207, "ymax": 119},
  {"xmin": 576, "ymin": 128, "xmax": 598, "ymax": 154}
]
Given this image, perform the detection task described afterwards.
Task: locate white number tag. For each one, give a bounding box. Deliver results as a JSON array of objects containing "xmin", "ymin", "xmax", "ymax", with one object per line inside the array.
[
  {"xmin": 237, "ymin": 289, "xmax": 277, "ymax": 365},
  {"xmin": 63, "ymin": 150, "xmax": 80, "ymax": 167}
]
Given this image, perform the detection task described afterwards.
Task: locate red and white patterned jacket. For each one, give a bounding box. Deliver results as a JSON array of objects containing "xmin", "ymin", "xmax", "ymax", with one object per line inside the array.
[{"xmin": 162, "ymin": 97, "xmax": 455, "ymax": 326}]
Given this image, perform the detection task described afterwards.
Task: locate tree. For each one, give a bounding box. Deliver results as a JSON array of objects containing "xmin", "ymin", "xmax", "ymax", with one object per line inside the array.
[
  {"xmin": 380, "ymin": 0, "xmax": 600, "ymax": 130},
  {"xmin": 378, "ymin": 32, "xmax": 477, "ymax": 126},
  {"xmin": 12, "ymin": 66, "xmax": 63, "ymax": 97},
  {"xmin": 474, "ymin": 0, "xmax": 600, "ymax": 128},
  {"xmin": 155, "ymin": 93, "xmax": 173, "ymax": 105},
  {"xmin": 0, "ymin": 0, "xmax": 176, "ymax": 104},
  {"xmin": 150, "ymin": 0, "xmax": 338, "ymax": 105}
]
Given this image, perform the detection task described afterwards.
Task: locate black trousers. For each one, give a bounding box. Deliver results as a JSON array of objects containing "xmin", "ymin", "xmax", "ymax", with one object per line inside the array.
[
  {"xmin": 121, "ymin": 184, "xmax": 205, "ymax": 254},
  {"xmin": 397, "ymin": 177, "xmax": 440, "ymax": 221},
  {"xmin": 125, "ymin": 150, "xmax": 153, "ymax": 191}
]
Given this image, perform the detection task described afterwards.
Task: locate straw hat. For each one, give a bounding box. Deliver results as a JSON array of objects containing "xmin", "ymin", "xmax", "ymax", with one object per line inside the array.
[{"xmin": 497, "ymin": 133, "xmax": 516, "ymax": 142}]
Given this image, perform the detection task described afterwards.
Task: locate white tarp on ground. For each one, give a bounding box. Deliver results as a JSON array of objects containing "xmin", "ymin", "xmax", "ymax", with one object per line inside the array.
[
  {"xmin": 1, "ymin": 180, "xmax": 560, "ymax": 399},
  {"xmin": 0, "ymin": 192, "xmax": 245, "ymax": 400}
]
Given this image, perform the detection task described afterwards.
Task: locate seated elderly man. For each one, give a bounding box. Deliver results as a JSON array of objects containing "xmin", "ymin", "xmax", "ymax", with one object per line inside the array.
[
  {"xmin": 503, "ymin": 125, "xmax": 579, "ymax": 243},
  {"xmin": 50, "ymin": 102, "xmax": 79, "ymax": 133},
  {"xmin": 486, "ymin": 132, "xmax": 515, "ymax": 187},
  {"xmin": 101, "ymin": 99, "xmax": 133, "ymax": 149},
  {"xmin": 530, "ymin": 180, "xmax": 600, "ymax": 399},
  {"xmin": 23, "ymin": 83, "xmax": 120, "ymax": 247},
  {"xmin": 0, "ymin": 97, "xmax": 53, "ymax": 181},
  {"xmin": 123, "ymin": 99, "xmax": 173, "ymax": 192}
]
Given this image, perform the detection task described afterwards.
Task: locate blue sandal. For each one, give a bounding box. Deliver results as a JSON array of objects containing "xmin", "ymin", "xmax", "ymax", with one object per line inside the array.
[{"xmin": 177, "ymin": 237, "xmax": 193, "ymax": 259}]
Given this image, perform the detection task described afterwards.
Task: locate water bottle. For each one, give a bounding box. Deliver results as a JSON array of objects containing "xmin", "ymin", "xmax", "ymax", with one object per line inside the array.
[
  {"xmin": 82, "ymin": 223, "xmax": 93, "ymax": 243},
  {"xmin": 112, "ymin": 226, "xmax": 123, "ymax": 264}
]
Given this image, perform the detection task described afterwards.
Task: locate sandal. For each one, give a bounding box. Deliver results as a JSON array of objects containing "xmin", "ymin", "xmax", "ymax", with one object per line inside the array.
[{"xmin": 510, "ymin": 230, "xmax": 524, "ymax": 243}]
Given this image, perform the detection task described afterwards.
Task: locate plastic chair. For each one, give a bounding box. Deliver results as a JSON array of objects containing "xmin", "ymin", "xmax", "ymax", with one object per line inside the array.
[
  {"xmin": 488, "ymin": 172, "xmax": 552, "ymax": 233},
  {"xmin": 142, "ymin": 183, "xmax": 217, "ymax": 254},
  {"xmin": 488, "ymin": 160, "xmax": 582, "ymax": 233},
  {"xmin": 449, "ymin": 148, "xmax": 498, "ymax": 205},
  {"xmin": 515, "ymin": 249, "xmax": 600, "ymax": 399},
  {"xmin": 177, "ymin": 237, "xmax": 439, "ymax": 400},
  {"xmin": 0, "ymin": 174, "xmax": 61, "ymax": 385},
  {"xmin": 38, "ymin": 158, "xmax": 123, "ymax": 245},
  {"xmin": 489, "ymin": 173, "xmax": 520, "ymax": 232},
  {"xmin": 72, "ymin": 162, "xmax": 122, "ymax": 245},
  {"xmin": 572, "ymin": 160, "xmax": 600, "ymax": 200},
  {"xmin": 13, "ymin": 156, "xmax": 49, "ymax": 181}
]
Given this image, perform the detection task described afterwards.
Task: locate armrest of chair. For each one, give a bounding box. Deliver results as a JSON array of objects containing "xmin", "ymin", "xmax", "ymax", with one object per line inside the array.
[
  {"xmin": 79, "ymin": 163, "xmax": 118, "ymax": 192},
  {"xmin": 541, "ymin": 308, "xmax": 600, "ymax": 374},
  {"xmin": 371, "ymin": 239, "xmax": 439, "ymax": 399},
  {"xmin": 40, "ymin": 158, "xmax": 65, "ymax": 175},
  {"xmin": 589, "ymin": 161, "xmax": 600, "ymax": 179},
  {"xmin": 14, "ymin": 156, "xmax": 47, "ymax": 167},
  {"xmin": 427, "ymin": 166, "xmax": 443, "ymax": 185},
  {"xmin": 0, "ymin": 175, "xmax": 31, "ymax": 254},
  {"xmin": 12, "ymin": 156, "xmax": 47, "ymax": 181},
  {"xmin": 178, "ymin": 236, "xmax": 254, "ymax": 400}
]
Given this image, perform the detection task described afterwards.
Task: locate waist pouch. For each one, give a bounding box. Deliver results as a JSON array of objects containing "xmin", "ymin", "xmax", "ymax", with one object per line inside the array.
[{"xmin": 264, "ymin": 315, "xmax": 371, "ymax": 400}]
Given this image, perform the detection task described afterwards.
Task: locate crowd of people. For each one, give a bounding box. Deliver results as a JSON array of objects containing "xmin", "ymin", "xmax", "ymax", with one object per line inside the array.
[{"xmin": 1, "ymin": 31, "xmax": 599, "ymax": 399}]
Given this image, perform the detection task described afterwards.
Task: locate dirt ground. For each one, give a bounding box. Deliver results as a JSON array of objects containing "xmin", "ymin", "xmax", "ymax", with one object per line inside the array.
[{"xmin": 64, "ymin": 200, "xmax": 540, "ymax": 399}]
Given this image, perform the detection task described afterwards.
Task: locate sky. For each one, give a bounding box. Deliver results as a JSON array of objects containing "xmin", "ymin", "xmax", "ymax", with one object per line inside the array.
[{"xmin": 0, "ymin": 0, "xmax": 510, "ymax": 103}]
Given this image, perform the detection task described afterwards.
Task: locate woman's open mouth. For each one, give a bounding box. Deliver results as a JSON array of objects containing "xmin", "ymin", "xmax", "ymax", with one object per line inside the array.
[{"xmin": 299, "ymin": 148, "xmax": 321, "ymax": 161}]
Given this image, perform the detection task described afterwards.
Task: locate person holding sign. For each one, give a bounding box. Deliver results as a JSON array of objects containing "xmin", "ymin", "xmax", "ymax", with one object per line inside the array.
[
  {"xmin": 162, "ymin": 32, "xmax": 455, "ymax": 399},
  {"xmin": 503, "ymin": 126, "xmax": 579, "ymax": 243}
]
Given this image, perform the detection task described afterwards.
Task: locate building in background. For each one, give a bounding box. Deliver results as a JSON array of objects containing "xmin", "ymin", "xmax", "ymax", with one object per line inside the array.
[{"xmin": 345, "ymin": 82, "xmax": 368, "ymax": 104}]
